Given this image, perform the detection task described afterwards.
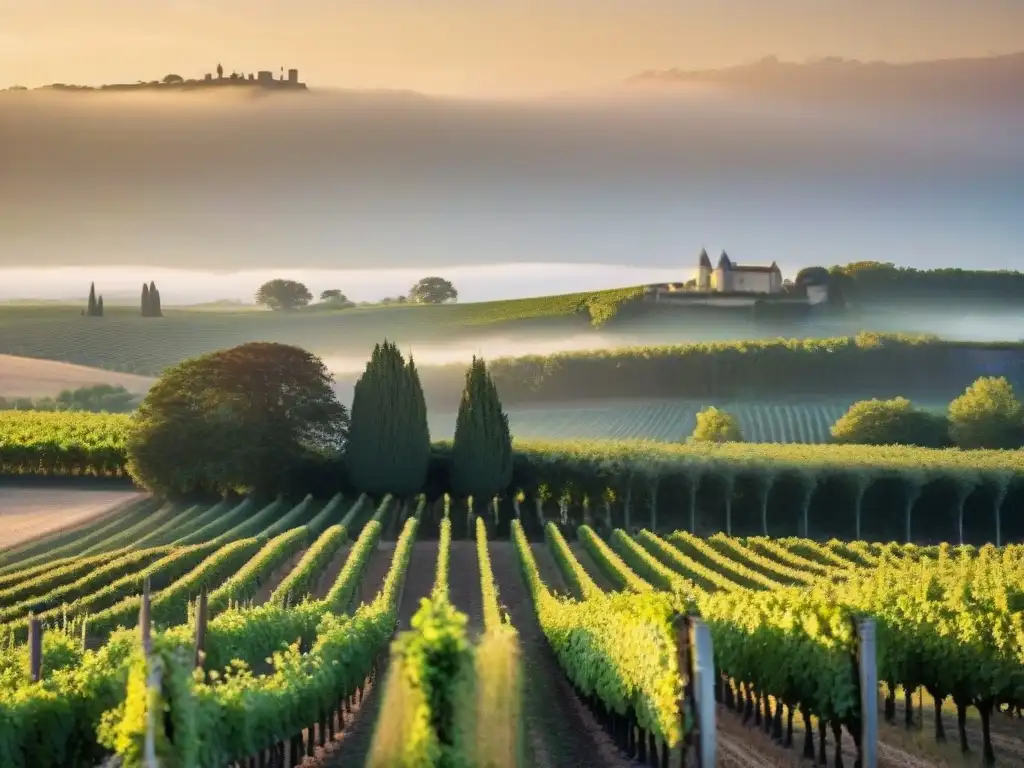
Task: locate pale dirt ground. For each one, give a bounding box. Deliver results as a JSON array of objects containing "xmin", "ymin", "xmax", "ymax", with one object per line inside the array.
[
  {"xmin": 0, "ymin": 354, "xmax": 154, "ymax": 398},
  {"xmin": 0, "ymin": 488, "xmax": 143, "ymax": 547}
]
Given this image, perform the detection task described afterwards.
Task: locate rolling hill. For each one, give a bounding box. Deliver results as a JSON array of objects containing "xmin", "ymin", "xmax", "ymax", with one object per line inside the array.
[{"xmin": 0, "ymin": 353, "xmax": 155, "ymax": 398}]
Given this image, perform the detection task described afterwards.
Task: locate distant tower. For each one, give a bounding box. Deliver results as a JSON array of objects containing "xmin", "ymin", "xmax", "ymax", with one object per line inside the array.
[
  {"xmin": 715, "ymin": 250, "xmax": 732, "ymax": 291},
  {"xmin": 216, "ymin": 62, "xmax": 223, "ymax": 79},
  {"xmin": 696, "ymin": 248, "xmax": 712, "ymax": 290},
  {"xmin": 769, "ymin": 261, "xmax": 782, "ymax": 292},
  {"xmin": 287, "ymin": 68, "xmax": 298, "ymax": 85}
]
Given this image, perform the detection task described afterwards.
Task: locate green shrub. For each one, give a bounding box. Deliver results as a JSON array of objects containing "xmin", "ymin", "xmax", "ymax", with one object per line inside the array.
[{"xmin": 830, "ymin": 397, "xmax": 950, "ymax": 447}]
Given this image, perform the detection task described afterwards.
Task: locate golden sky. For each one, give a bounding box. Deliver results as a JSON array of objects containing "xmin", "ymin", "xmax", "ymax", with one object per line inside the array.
[{"xmin": 4, "ymin": 1, "xmax": 1023, "ymax": 93}]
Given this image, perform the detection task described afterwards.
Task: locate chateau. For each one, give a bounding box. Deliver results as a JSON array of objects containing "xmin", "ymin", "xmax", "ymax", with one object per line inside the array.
[
  {"xmin": 644, "ymin": 249, "xmax": 828, "ymax": 307},
  {"xmin": 697, "ymin": 250, "xmax": 782, "ymax": 293}
]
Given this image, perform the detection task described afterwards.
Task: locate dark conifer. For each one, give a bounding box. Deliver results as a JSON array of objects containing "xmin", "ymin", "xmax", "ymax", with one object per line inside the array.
[
  {"xmin": 96, "ymin": 295, "xmax": 104, "ymax": 316},
  {"xmin": 142, "ymin": 283, "xmax": 151, "ymax": 316},
  {"xmin": 87, "ymin": 283, "xmax": 97, "ymax": 316},
  {"xmin": 450, "ymin": 356, "xmax": 513, "ymax": 500},
  {"xmin": 346, "ymin": 340, "xmax": 430, "ymax": 496},
  {"xmin": 150, "ymin": 281, "xmax": 162, "ymax": 317}
]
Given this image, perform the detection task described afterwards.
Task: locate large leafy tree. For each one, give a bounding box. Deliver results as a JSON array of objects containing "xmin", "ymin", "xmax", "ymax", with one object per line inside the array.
[
  {"xmin": 689, "ymin": 406, "xmax": 743, "ymax": 443},
  {"xmin": 450, "ymin": 356, "xmax": 513, "ymax": 500},
  {"xmin": 127, "ymin": 342, "xmax": 347, "ymax": 496},
  {"xmin": 255, "ymin": 279, "xmax": 313, "ymax": 311},
  {"xmin": 948, "ymin": 376, "xmax": 1023, "ymax": 450},
  {"xmin": 408, "ymin": 276, "xmax": 457, "ymax": 304},
  {"xmin": 346, "ymin": 340, "xmax": 430, "ymax": 496},
  {"xmin": 831, "ymin": 397, "xmax": 949, "ymax": 447}
]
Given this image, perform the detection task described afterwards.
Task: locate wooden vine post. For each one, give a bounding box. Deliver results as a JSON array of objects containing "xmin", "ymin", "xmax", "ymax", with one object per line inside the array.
[
  {"xmin": 27, "ymin": 615, "xmax": 42, "ymax": 683},
  {"xmin": 194, "ymin": 583, "xmax": 208, "ymax": 676},
  {"xmin": 140, "ymin": 578, "xmax": 162, "ymax": 768},
  {"xmin": 856, "ymin": 617, "xmax": 879, "ymax": 768},
  {"xmin": 674, "ymin": 614, "xmax": 716, "ymax": 767}
]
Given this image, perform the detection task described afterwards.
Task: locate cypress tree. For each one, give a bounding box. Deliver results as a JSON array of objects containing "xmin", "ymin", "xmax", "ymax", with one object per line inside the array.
[
  {"xmin": 450, "ymin": 356, "xmax": 512, "ymax": 500},
  {"xmin": 346, "ymin": 340, "xmax": 430, "ymax": 496},
  {"xmin": 87, "ymin": 283, "xmax": 97, "ymax": 316},
  {"xmin": 142, "ymin": 283, "xmax": 151, "ymax": 316},
  {"xmin": 96, "ymin": 295, "xmax": 104, "ymax": 316},
  {"xmin": 150, "ymin": 281, "xmax": 162, "ymax": 317}
]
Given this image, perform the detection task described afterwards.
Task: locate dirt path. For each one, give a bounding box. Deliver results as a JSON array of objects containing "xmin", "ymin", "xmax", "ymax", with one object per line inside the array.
[
  {"xmin": 447, "ymin": 540, "xmax": 484, "ymax": 639},
  {"xmin": 569, "ymin": 542, "xmax": 619, "ymax": 592},
  {"xmin": 888, "ymin": 694, "xmax": 1024, "ymax": 764},
  {"xmin": 310, "ymin": 546, "xmax": 350, "ymax": 600},
  {"xmin": 253, "ymin": 547, "xmax": 309, "ymax": 605},
  {"xmin": 488, "ymin": 540, "xmax": 634, "ymax": 768},
  {"xmin": 318, "ymin": 541, "xmax": 438, "ymax": 768}
]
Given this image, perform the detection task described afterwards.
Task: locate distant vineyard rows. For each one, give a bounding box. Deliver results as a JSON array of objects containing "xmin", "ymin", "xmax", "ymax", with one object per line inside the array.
[{"xmin": 431, "ymin": 399, "xmax": 947, "ymax": 444}]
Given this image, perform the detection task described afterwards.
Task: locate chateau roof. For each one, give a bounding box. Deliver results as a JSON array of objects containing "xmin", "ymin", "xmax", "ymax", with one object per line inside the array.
[
  {"xmin": 698, "ymin": 249, "xmax": 712, "ymax": 269},
  {"xmin": 715, "ymin": 254, "xmax": 782, "ymax": 274}
]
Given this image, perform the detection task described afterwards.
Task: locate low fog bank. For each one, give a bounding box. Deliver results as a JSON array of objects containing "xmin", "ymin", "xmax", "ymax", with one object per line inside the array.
[
  {"xmin": 2, "ymin": 88, "xmax": 1021, "ymax": 272},
  {"xmin": 0, "ymin": 263, "xmax": 683, "ymax": 305},
  {"xmin": 321, "ymin": 306, "xmax": 1024, "ymax": 408}
]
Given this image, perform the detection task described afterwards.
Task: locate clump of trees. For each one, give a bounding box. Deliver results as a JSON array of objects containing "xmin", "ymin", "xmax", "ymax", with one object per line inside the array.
[
  {"xmin": 948, "ymin": 376, "xmax": 1023, "ymax": 449},
  {"xmin": 256, "ymin": 280, "xmax": 313, "ymax": 311},
  {"xmin": 86, "ymin": 283, "xmax": 104, "ymax": 317},
  {"xmin": 127, "ymin": 342, "xmax": 348, "ymax": 496},
  {"xmin": 830, "ymin": 376, "xmax": 1024, "ymax": 450},
  {"xmin": 408, "ymin": 277, "xmax": 457, "ymax": 304},
  {"xmin": 689, "ymin": 406, "xmax": 743, "ymax": 443},
  {"xmin": 251, "ymin": 276, "xmax": 458, "ymax": 311},
  {"xmin": 831, "ymin": 397, "xmax": 949, "ymax": 448},
  {"xmin": 345, "ymin": 340, "xmax": 431, "ymax": 497},
  {"xmin": 318, "ymin": 289, "xmax": 353, "ymax": 309},
  {"xmin": 0, "ymin": 384, "xmax": 138, "ymax": 413},
  {"xmin": 141, "ymin": 281, "xmax": 163, "ymax": 317}
]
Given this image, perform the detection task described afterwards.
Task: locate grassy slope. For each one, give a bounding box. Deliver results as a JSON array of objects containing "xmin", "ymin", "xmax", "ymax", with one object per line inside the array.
[{"xmin": 0, "ymin": 288, "xmax": 644, "ymax": 376}]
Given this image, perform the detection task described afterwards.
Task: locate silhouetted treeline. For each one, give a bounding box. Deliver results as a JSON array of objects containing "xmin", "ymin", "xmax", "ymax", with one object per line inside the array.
[
  {"xmin": 829, "ymin": 262, "xmax": 1024, "ymax": 305},
  {"xmin": 413, "ymin": 333, "xmax": 1024, "ymax": 407}
]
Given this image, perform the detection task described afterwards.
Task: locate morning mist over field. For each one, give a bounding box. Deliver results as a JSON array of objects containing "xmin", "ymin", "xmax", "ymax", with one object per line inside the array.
[{"xmin": 1, "ymin": 86, "xmax": 1022, "ymax": 305}]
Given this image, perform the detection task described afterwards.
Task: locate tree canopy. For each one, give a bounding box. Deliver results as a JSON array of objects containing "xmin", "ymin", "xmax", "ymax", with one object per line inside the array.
[
  {"xmin": 689, "ymin": 406, "xmax": 743, "ymax": 443},
  {"xmin": 830, "ymin": 397, "xmax": 949, "ymax": 448},
  {"xmin": 450, "ymin": 356, "xmax": 513, "ymax": 500},
  {"xmin": 408, "ymin": 276, "xmax": 457, "ymax": 304},
  {"xmin": 256, "ymin": 279, "xmax": 313, "ymax": 311},
  {"xmin": 127, "ymin": 342, "xmax": 347, "ymax": 496},
  {"xmin": 948, "ymin": 376, "xmax": 1023, "ymax": 450},
  {"xmin": 346, "ymin": 340, "xmax": 430, "ymax": 496}
]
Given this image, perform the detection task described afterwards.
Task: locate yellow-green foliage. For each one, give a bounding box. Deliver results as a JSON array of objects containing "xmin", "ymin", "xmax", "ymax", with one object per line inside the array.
[
  {"xmin": 948, "ymin": 376, "xmax": 1024, "ymax": 449},
  {"xmin": 446, "ymin": 286, "xmax": 645, "ymax": 328},
  {"xmin": 471, "ymin": 631, "xmax": 523, "ymax": 768},
  {"xmin": 473, "ymin": 517, "xmax": 524, "ymax": 767},
  {"xmin": 689, "ymin": 406, "xmax": 743, "ymax": 443},
  {"xmin": 512, "ymin": 520, "xmax": 686, "ymax": 748},
  {"xmin": 369, "ymin": 597, "xmax": 474, "ymax": 767}
]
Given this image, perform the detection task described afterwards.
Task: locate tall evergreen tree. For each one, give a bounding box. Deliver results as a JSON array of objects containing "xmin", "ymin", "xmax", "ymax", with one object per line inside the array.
[
  {"xmin": 150, "ymin": 281, "xmax": 162, "ymax": 317},
  {"xmin": 450, "ymin": 356, "xmax": 512, "ymax": 501},
  {"xmin": 87, "ymin": 283, "xmax": 97, "ymax": 316},
  {"xmin": 96, "ymin": 295, "xmax": 104, "ymax": 317},
  {"xmin": 141, "ymin": 283, "xmax": 151, "ymax": 316},
  {"xmin": 346, "ymin": 340, "xmax": 430, "ymax": 496}
]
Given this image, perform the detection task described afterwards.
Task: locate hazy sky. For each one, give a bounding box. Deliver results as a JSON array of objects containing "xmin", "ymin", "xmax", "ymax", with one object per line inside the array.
[{"xmin": 4, "ymin": 0, "xmax": 1024, "ymax": 93}]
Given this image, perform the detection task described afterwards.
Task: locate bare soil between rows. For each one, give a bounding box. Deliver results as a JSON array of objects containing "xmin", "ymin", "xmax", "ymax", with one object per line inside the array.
[{"xmin": 488, "ymin": 540, "xmax": 634, "ymax": 768}]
